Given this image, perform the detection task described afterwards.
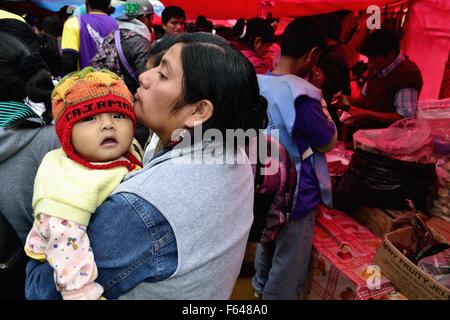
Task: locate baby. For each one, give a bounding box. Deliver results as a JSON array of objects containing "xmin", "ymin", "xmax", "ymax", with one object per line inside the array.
[{"xmin": 25, "ymin": 67, "xmax": 141, "ymax": 299}]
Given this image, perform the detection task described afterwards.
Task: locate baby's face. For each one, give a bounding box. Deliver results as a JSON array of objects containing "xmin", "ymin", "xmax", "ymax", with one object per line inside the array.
[{"xmin": 71, "ymin": 112, "xmax": 134, "ymax": 163}]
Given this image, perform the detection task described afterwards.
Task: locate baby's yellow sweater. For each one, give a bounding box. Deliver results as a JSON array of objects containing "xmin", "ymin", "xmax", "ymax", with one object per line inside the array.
[{"xmin": 33, "ymin": 148, "xmax": 129, "ymax": 226}]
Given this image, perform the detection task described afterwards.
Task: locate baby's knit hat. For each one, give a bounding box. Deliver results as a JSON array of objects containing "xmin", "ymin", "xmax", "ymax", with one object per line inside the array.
[{"xmin": 52, "ymin": 67, "xmax": 141, "ymax": 170}]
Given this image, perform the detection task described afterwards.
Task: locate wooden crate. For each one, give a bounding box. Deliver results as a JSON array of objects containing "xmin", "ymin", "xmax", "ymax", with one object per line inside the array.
[
  {"xmin": 348, "ymin": 207, "xmax": 409, "ymax": 238},
  {"xmin": 425, "ymin": 216, "xmax": 450, "ymax": 245}
]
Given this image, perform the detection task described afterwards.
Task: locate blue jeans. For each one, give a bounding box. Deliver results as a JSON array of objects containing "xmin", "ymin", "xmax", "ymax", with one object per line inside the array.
[{"xmin": 252, "ymin": 209, "xmax": 316, "ymax": 300}]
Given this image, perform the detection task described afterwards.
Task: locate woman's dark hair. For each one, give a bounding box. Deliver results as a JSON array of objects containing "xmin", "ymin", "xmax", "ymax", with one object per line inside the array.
[
  {"xmin": 243, "ymin": 17, "xmax": 274, "ymax": 49},
  {"xmin": 148, "ymin": 35, "xmax": 178, "ymax": 67},
  {"xmin": 170, "ymin": 32, "xmax": 268, "ymax": 134},
  {"xmin": 0, "ymin": 32, "xmax": 54, "ymax": 123}
]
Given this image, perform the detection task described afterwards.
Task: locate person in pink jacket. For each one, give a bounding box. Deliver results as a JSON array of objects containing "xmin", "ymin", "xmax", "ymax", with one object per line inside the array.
[{"xmin": 231, "ymin": 17, "xmax": 275, "ymax": 74}]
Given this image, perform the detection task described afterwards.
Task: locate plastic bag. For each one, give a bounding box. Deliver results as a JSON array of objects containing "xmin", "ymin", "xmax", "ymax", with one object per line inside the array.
[
  {"xmin": 353, "ymin": 129, "xmax": 384, "ymax": 154},
  {"xmin": 333, "ymin": 149, "xmax": 436, "ymax": 212},
  {"xmin": 375, "ymin": 118, "xmax": 432, "ymax": 155}
]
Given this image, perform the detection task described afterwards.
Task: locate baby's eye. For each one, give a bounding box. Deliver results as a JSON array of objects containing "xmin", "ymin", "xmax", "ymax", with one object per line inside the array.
[
  {"xmin": 81, "ymin": 116, "xmax": 95, "ymax": 122},
  {"xmin": 113, "ymin": 113, "xmax": 126, "ymax": 119}
]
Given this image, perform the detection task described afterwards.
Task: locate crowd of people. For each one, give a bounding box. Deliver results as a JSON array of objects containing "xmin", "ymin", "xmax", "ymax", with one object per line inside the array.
[{"xmin": 0, "ymin": 0, "xmax": 423, "ymax": 300}]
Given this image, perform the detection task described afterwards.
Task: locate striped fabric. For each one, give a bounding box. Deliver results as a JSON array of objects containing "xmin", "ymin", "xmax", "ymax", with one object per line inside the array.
[{"xmin": 0, "ymin": 101, "xmax": 40, "ymax": 127}]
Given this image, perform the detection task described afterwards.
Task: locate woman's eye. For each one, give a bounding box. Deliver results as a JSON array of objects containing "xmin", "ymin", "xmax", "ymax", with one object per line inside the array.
[
  {"xmin": 113, "ymin": 113, "xmax": 126, "ymax": 119},
  {"xmin": 158, "ymin": 72, "xmax": 167, "ymax": 80}
]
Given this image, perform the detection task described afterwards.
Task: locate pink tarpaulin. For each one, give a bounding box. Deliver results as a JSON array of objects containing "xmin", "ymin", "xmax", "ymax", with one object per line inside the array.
[
  {"xmin": 162, "ymin": 0, "xmax": 401, "ymax": 20},
  {"xmin": 402, "ymin": 0, "xmax": 450, "ymax": 100}
]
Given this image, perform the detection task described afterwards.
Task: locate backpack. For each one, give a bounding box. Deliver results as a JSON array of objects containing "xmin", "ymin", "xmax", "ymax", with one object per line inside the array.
[
  {"xmin": 247, "ymin": 134, "xmax": 297, "ymax": 243},
  {"xmin": 90, "ymin": 29, "xmax": 137, "ymax": 80}
]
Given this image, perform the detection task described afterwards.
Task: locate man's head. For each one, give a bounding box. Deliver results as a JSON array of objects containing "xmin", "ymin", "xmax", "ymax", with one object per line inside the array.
[
  {"xmin": 161, "ymin": 5, "xmax": 186, "ymax": 34},
  {"xmin": 119, "ymin": 0, "xmax": 154, "ymax": 30},
  {"xmin": 360, "ymin": 29, "xmax": 400, "ymax": 74},
  {"xmin": 86, "ymin": 0, "xmax": 111, "ymax": 13},
  {"xmin": 281, "ymin": 17, "xmax": 326, "ymax": 77},
  {"xmin": 52, "ymin": 67, "xmax": 137, "ymax": 168}
]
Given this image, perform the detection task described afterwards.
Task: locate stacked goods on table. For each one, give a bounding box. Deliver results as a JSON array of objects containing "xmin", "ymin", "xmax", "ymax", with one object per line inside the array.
[
  {"xmin": 417, "ymin": 98, "xmax": 450, "ymax": 221},
  {"xmin": 305, "ymin": 206, "xmax": 396, "ymax": 300},
  {"xmin": 374, "ymin": 210, "xmax": 450, "ymax": 300}
]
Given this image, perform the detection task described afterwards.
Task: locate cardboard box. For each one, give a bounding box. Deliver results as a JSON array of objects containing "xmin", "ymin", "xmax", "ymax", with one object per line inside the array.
[
  {"xmin": 349, "ymin": 207, "xmax": 410, "ymax": 238},
  {"xmin": 305, "ymin": 206, "xmax": 396, "ymax": 300},
  {"xmin": 374, "ymin": 226, "xmax": 450, "ymax": 300}
]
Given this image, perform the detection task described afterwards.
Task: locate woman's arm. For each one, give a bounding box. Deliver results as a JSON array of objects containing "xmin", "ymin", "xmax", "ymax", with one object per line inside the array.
[{"xmin": 25, "ymin": 193, "xmax": 177, "ymax": 300}]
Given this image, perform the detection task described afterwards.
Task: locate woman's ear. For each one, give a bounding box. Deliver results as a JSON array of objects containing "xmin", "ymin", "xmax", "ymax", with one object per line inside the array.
[
  {"xmin": 253, "ymin": 36, "xmax": 263, "ymax": 50},
  {"xmin": 184, "ymin": 99, "xmax": 214, "ymax": 128}
]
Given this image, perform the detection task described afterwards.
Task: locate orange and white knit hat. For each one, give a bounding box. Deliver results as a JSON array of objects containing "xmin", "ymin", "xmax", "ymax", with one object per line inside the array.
[{"xmin": 52, "ymin": 67, "xmax": 141, "ymax": 170}]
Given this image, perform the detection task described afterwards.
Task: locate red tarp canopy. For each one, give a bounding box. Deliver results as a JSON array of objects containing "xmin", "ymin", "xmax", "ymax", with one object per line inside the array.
[
  {"xmin": 402, "ymin": 0, "xmax": 450, "ymax": 100},
  {"xmin": 162, "ymin": 0, "xmax": 403, "ymax": 20}
]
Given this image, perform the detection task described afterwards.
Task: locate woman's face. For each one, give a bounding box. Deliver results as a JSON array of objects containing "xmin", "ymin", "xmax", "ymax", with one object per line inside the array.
[{"xmin": 135, "ymin": 43, "xmax": 195, "ymax": 145}]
